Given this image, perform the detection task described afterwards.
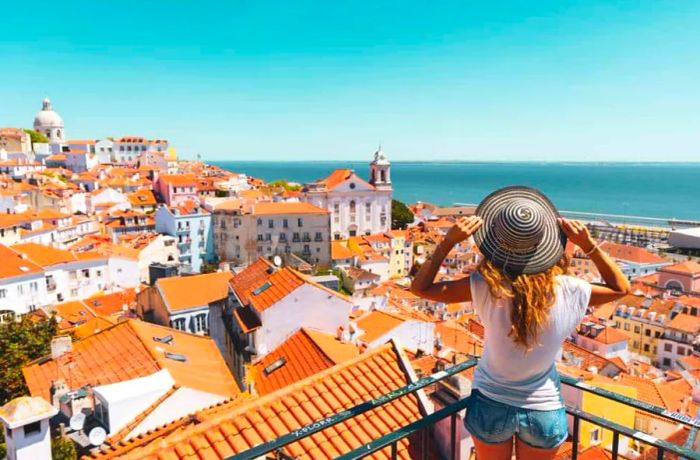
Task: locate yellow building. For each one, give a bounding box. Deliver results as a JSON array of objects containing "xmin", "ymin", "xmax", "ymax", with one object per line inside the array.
[
  {"xmin": 612, "ymin": 297, "xmax": 674, "ymax": 363},
  {"xmin": 388, "ymin": 230, "xmax": 412, "ymax": 279},
  {"xmin": 579, "ymin": 379, "xmax": 636, "ymax": 451}
]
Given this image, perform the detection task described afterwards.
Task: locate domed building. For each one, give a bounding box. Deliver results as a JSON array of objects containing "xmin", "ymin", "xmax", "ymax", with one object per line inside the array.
[{"xmin": 33, "ymin": 98, "xmax": 64, "ymax": 143}]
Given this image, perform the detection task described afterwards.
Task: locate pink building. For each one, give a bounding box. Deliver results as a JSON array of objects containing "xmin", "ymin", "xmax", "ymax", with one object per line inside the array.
[
  {"xmin": 658, "ymin": 260, "xmax": 700, "ymax": 293},
  {"xmin": 154, "ymin": 174, "xmax": 198, "ymax": 206}
]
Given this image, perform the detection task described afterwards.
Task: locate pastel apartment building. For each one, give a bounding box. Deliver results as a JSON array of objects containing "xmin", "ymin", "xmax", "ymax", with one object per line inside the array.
[
  {"xmin": 154, "ymin": 174, "xmax": 198, "ymax": 206},
  {"xmin": 212, "ymin": 200, "xmax": 331, "ymax": 267},
  {"xmin": 154, "ymin": 202, "xmax": 213, "ymax": 273}
]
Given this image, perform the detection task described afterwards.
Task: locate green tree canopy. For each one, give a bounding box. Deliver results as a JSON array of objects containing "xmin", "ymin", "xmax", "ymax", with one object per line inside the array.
[
  {"xmin": 391, "ymin": 199, "xmax": 414, "ymax": 230},
  {"xmin": 268, "ymin": 179, "xmax": 301, "ymax": 192},
  {"xmin": 0, "ymin": 315, "xmax": 57, "ymax": 405},
  {"xmin": 22, "ymin": 129, "xmax": 49, "ymax": 145}
]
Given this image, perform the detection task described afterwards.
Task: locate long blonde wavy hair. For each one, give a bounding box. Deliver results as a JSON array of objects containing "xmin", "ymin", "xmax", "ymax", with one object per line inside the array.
[{"xmin": 477, "ymin": 254, "xmax": 569, "ymax": 349}]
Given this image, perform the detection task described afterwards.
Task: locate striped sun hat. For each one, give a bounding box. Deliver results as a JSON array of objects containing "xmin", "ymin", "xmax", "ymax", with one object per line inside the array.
[{"xmin": 473, "ymin": 185, "xmax": 566, "ymax": 276}]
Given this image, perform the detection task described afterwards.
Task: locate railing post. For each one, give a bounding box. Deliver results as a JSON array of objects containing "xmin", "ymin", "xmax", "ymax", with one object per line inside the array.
[
  {"xmin": 572, "ymin": 414, "xmax": 580, "ymax": 460},
  {"xmin": 390, "ymin": 441, "xmax": 397, "ymax": 460},
  {"xmin": 450, "ymin": 413, "xmax": 457, "ymax": 460},
  {"xmin": 612, "ymin": 431, "xmax": 619, "ymax": 460},
  {"xmin": 656, "ymin": 447, "xmax": 664, "ymax": 460},
  {"xmin": 421, "ymin": 426, "xmax": 429, "ymax": 460}
]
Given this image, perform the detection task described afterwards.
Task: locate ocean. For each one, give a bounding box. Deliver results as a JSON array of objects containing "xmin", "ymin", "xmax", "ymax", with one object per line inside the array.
[{"xmin": 210, "ymin": 161, "xmax": 700, "ymax": 221}]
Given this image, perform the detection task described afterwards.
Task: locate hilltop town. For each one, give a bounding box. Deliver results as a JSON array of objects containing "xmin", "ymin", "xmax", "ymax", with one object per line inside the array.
[{"xmin": 1, "ymin": 100, "xmax": 700, "ymax": 459}]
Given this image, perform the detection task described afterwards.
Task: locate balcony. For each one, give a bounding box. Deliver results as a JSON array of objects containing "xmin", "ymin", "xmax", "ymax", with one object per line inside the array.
[{"xmin": 227, "ymin": 359, "xmax": 700, "ymax": 460}]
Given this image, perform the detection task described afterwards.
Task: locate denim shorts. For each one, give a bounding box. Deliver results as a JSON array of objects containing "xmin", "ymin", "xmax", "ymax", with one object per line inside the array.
[{"xmin": 464, "ymin": 390, "xmax": 568, "ymax": 449}]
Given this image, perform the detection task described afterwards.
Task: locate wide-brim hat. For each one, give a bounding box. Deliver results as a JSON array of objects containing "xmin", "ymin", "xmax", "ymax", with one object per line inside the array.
[{"xmin": 473, "ymin": 185, "xmax": 566, "ymax": 276}]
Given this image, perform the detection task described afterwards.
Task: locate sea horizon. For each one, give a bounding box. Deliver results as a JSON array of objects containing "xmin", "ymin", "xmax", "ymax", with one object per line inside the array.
[{"xmin": 211, "ymin": 160, "xmax": 700, "ymax": 221}]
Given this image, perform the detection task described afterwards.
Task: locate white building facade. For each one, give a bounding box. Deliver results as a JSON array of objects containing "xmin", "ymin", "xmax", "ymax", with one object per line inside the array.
[{"xmin": 301, "ymin": 148, "xmax": 392, "ymax": 240}]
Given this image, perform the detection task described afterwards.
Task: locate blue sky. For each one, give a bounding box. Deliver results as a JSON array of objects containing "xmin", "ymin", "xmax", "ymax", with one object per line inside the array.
[{"xmin": 1, "ymin": 1, "xmax": 699, "ymax": 161}]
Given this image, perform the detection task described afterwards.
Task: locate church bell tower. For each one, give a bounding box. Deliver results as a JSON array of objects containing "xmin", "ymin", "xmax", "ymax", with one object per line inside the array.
[{"xmin": 369, "ymin": 145, "xmax": 391, "ymax": 190}]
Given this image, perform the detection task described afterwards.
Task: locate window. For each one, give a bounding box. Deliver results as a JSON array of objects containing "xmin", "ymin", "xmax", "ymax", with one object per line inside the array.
[
  {"xmin": 366, "ymin": 202, "xmax": 372, "ymax": 216},
  {"xmin": 632, "ymin": 340, "xmax": 638, "ymax": 349},
  {"xmin": 96, "ymin": 270, "xmax": 102, "ymax": 278},
  {"xmin": 280, "ymin": 233, "xmax": 287, "ymax": 242},
  {"xmin": 663, "ymin": 358, "xmax": 672, "ymax": 367},
  {"xmin": 24, "ymin": 421, "xmax": 41, "ymax": 437},
  {"xmin": 268, "ymin": 219, "xmax": 274, "ymax": 229},
  {"xmin": 678, "ymin": 347, "xmax": 686, "ymax": 356},
  {"xmin": 283, "ymin": 218, "xmax": 289, "ymax": 228},
  {"xmin": 297, "ymin": 218, "xmax": 303, "ymax": 227},
  {"xmin": 623, "ymin": 323, "xmax": 630, "ymax": 331},
  {"xmin": 655, "ymin": 331, "xmax": 661, "ymax": 338},
  {"xmin": 664, "ymin": 343, "xmax": 673, "ymax": 352},
  {"xmin": 293, "ymin": 232, "xmax": 300, "ymax": 242},
  {"xmin": 30, "ymin": 282, "xmax": 38, "ymax": 293},
  {"xmin": 70, "ymin": 288, "xmax": 78, "ymax": 297},
  {"xmin": 82, "ymin": 269, "xmax": 90, "ymax": 278},
  {"xmin": 257, "ymin": 234, "xmax": 263, "ymax": 241},
  {"xmin": 171, "ymin": 318, "xmax": 186, "ymax": 331},
  {"xmin": 589, "ymin": 428, "xmax": 601, "ymax": 445},
  {"xmin": 69, "ymin": 270, "xmax": 77, "ymax": 280},
  {"xmin": 265, "ymin": 233, "xmax": 271, "ymax": 241},
  {"xmin": 645, "ymin": 329, "xmax": 651, "ymax": 337},
  {"xmin": 257, "ymin": 218, "xmax": 262, "ymax": 226},
  {"xmin": 193, "ymin": 314, "xmax": 207, "ymax": 333},
  {"xmin": 315, "ymin": 232, "xmax": 323, "ymax": 242},
  {"xmin": 643, "ymin": 344, "xmax": 650, "ymax": 352},
  {"xmin": 0, "ymin": 289, "xmax": 5, "ymax": 299},
  {"xmin": 634, "ymin": 325, "xmax": 640, "ymax": 334},
  {"xmin": 17, "ymin": 285, "xmax": 24, "ymax": 295}
]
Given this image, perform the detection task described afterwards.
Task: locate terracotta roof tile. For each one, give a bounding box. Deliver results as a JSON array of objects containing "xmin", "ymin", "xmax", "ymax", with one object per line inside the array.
[
  {"xmin": 157, "ymin": 272, "xmax": 233, "ymax": 312},
  {"xmin": 23, "ymin": 320, "xmax": 240, "ymax": 401},
  {"xmin": 661, "ymin": 260, "xmax": 700, "ymax": 276},
  {"xmin": 89, "ymin": 342, "xmax": 425, "ymax": 460}
]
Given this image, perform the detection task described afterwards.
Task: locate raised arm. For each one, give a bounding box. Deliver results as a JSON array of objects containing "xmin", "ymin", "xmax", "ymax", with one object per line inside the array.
[
  {"xmin": 558, "ymin": 218, "xmax": 631, "ymax": 306},
  {"xmin": 410, "ymin": 216, "xmax": 482, "ymax": 303}
]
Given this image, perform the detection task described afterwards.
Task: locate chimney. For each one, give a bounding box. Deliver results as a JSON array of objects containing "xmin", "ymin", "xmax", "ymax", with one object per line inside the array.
[
  {"xmin": 51, "ymin": 336, "xmax": 72, "ymax": 360},
  {"xmin": 336, "ymin": 326, "xmax": 345, "ymax": 341}
]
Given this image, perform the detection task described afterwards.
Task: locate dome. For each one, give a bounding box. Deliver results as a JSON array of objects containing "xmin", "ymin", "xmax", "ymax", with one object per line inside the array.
[
  {"xmin": 372, "ymin": 145, "xmax": 390, "ymax": 165},
  {"xmin": 33, "ymin": 98, "xmax": 64, "ymax": 129}
]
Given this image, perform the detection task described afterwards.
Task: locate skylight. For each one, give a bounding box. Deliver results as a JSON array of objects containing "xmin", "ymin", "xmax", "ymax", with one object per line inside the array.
[
  {"xmin": 153, "ymin": 335, "xmax": 174, "ymax": 345},
  {"xmin": 263, "ymin": 357, "xmax": 287, "ymax": 376},
  {"xmin": 164, "ymin": 352, "xmax": 187, "ymax": 362},
  {"xmin": 252, "ymin": 281, "xmax": 272, "ymax": 296}
]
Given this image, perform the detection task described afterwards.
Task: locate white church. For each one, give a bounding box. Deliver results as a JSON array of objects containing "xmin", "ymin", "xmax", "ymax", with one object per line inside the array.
[
  {"xmin": 301, "ymin": 147, "xmax": 393, "ymax": 240},
  {"xmin": 33, "ymin": 98, "xmax": 65, "ymax": 144}
]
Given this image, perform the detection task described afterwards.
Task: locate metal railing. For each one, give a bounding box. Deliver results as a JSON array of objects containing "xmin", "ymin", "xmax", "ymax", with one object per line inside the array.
[{"xmin": 227, "ymin": 358, "xmax": 700, "ymax": 460}]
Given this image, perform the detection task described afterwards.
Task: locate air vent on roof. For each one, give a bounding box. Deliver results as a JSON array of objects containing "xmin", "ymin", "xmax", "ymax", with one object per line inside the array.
[
  {"xmin": 253, "ymin": 281, "xmax": 272, "ymax": 296},
  {"xmin": 153, "ymin": 335, "xmax": 174, "ymax": 345},
  {"xmin": 266, "ymin": 266, "xmax": 275, "ymax": 274},
  {"xmin": 263, "ymin": 357, "xmax": 287, "ymax": 376},
  {"xmin": 164, "ymin": 352, "xmax": 187, "ymax": 362}
]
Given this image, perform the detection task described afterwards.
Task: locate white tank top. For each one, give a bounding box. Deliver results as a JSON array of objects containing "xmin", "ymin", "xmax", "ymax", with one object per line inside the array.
[{"xmin": 470, "ymin": 272, "xmax": 591, "ymax": 410}]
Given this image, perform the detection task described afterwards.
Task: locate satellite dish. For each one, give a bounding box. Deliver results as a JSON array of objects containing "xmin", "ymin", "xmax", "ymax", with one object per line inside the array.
[
  {"xmin": 273, "ymin": 255, "xmax": 282, "ymax": 267},
  {"xmin": 89, "ymin": 427, "xmax": 107, "ymax": 446},
  {"xmin": 69, "ymin": 412, "xmax": 85, "ymax": 431}
]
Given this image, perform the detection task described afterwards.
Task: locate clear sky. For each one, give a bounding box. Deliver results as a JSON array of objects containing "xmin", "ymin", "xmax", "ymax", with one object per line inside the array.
[{"xmin": 2, "ymin": 1, "xmax": 699, "ymax": 161}]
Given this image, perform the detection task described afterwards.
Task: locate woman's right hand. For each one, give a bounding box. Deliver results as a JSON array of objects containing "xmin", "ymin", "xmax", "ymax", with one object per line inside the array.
[
  {"xmin": 558, "ymin": 218, "xmax": 595, "ymax": 252},
  {"xmin": 445, "ymin": 216, "xmax": 483, "ymax": 246}
]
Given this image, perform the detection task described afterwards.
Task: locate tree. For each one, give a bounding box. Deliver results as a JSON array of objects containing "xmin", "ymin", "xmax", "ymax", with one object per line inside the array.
[
  {"xmin": 268, "ymin": 179, "xmax": 301, "ymax": 192},
  {"xmin": 22, "ymin": 129, "xmax": 49, "ymax": 145},
  {"xmin": 0, "ymin": 315, "xmax": 57, "ymax": 405},
  {"xmin": 391, "ymin": 199, "xmax": 414, "ymax": 230},
  {"xmin": 52, "ymin": 436, "xmax": 77, "ymax": 460}
]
